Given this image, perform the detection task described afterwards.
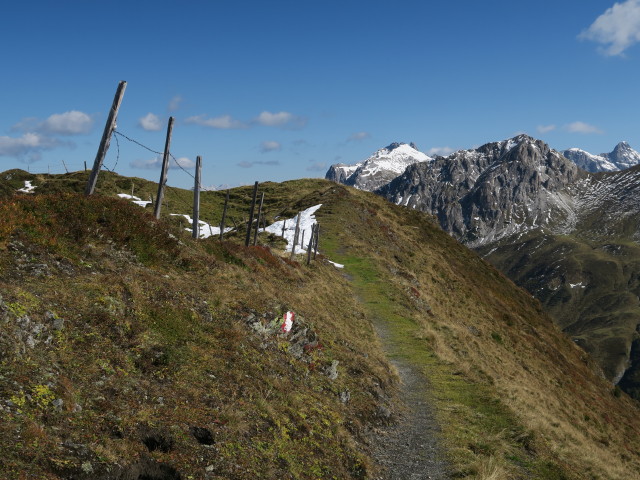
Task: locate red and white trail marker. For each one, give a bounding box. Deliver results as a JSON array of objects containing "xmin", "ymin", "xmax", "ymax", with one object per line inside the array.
[{"xmin": 281, "ymin": 311, "xmax": 295, "ymax": 333}]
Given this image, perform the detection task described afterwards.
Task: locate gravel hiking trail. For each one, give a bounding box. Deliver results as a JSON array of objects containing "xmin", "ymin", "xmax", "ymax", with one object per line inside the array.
[{"xmin": 369, "ymin": 319, "xmax": 450, "ymax": 480}]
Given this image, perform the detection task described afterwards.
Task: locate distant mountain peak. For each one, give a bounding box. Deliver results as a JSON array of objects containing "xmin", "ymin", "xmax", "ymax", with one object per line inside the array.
[
  {"xmin": 326, "ymin": 142, "xmax": 431, "ymax": 191},
  {"xmin": 562, "ymin": 142, "xmax": 640, "ymax": 173},
  {"xmin": 383, "ymin": 142, "xmax": 419, "ymax": 152},
  {"xmin": 613, "ymin": 141, "xmax": 631, "ymax": 152}
]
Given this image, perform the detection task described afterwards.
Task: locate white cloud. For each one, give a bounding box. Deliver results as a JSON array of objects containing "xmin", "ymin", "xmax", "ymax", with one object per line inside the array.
[
  {"xmin": 579, "ymin": 0, "xmax": 640, "ymax": 56},
  {"xmin": 254, "ymin": 111, "xmax": 307, "ymax": 128},
  {"xmin": 171, "ymin": 156, "xmax": 196, "ymax": 169},
  {"xmin": 139, "ymin": 113, "xmax": 163, "ymax": 131},
  {"xmin": 41, "ymin": 110, "xmax": 94, "ymax": 135},
  {"xmin": 347, "ymin": 131, "xmax": 370, "ymax": 142},
  {"xmin": 427, "ymin": 146, "xmax": 454, "ymax": 156},
  {"xmin": 306, "ymin": 162, "xmax": 327, "ymax": 172},
  {"xmin": 184, "ymin": 114, "xmax": 247, "ymax": 129},
  {"xmin": 537, "ymin": 124, "xmax": 556, "ymax": 134},
  {"xmin": 565, "ymin": 121, "xmax": 603, "ymax": 134},
  {"xmin": 237, "ymin": 160, "xmax": 280, "ymax": 168},
  {"xmin": 255, "ymin": 111, "xmax": 292, "ymax": 126},
  {"xmin": 0, "ymin": 132, "xmax": 62, "ymax": 162},
  {"xmin": 130, "ymin": 156, "xmax": 197, "ymax": 170},
  {"xmin": 168, "ymin": 95, "xmax": 183, "ymax": 111},
  {"xmin": 130, "ymin": 157, "xmax": 163, "ymax": 169},
  {"xmin": 260, "ymin": 140, "xmax": 282, "ymax": 153},
  {"xmin": 13, "ymin": 111, "xmax": 93, "ymax": 136}
]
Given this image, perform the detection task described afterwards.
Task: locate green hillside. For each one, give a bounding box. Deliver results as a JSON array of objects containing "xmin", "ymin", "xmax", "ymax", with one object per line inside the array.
[{"xmin": 1, "ymin": 171, "xmax": 640, "ymax": 479}]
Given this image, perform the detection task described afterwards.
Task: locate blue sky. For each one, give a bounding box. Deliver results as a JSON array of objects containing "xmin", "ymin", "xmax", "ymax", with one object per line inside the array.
[{"xmin": 2, "ymin": 0, "xmax": 640, "ymax": 189}]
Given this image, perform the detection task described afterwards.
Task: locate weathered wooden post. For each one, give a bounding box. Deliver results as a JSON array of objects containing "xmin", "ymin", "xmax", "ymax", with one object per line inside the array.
[
  {"xmin": 253, "ymin": 192, "xmax": 264, "ymax": 246},
  {"xmin": 220, "ymin": 189, "xmax": 229, "ymax": 241},
  {"xmin": 281, "ymin": 219, "xmax": 286, "ymax": 238},
  {"xmin": 306, "ymin": 223, "xmax": 316, "ymax": 265},
  {"xmin": 290, "ymin": 212, "xmax": 301, "ymax": 260},
  {"xmin": 154, "ymin": 117, "xmax": 175, "ymax": 219},
  {"xmin": 313, "ymin": 224, "xmax": 319, "ymax": 259},
  {"xmin": 85, "ymin": 80, "xmax": 127, "ymax": 195},
  {"xmin": 245, "ymin": 181, "xmax": 259, "ymax": 247},
  {"xmin": 301, "ymin": 230, "xmax": 305, "ymax": 249},
  {"xmin": 192, "ymin": 155, "xmax": 202, "ymax": 239}
]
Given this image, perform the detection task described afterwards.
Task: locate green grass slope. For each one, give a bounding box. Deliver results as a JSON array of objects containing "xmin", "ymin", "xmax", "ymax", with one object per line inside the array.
[
  {"xmin": 1, "ymin": 171, "xmax": 639, "ymax": 479},
  {"xmin": 477, "ymin": 229, "xmax": 640, "ymax": 399}
]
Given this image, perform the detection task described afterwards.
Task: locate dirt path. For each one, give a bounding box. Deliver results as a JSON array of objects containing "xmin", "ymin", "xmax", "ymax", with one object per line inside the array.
[{"xmin": 368, "ymin": 321, "xmax": 450, "ymax": 480}]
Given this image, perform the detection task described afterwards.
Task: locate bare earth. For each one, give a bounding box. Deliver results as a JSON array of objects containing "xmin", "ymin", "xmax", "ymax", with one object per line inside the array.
[{"xmin": 368, "ymin": 318, "xmax": 450, "ymax": 480}]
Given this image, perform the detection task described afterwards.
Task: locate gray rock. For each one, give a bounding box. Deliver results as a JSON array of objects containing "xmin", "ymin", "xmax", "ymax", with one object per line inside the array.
[{"xmin": 325, "ymin": 360, "xmax": 339, "ymax": 380}]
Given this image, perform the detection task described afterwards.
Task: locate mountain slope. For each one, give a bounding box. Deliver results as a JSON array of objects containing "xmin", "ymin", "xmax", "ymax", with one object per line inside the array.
[{"xmin": 2, "ymin": 173, "xmax": 640, "ymax": 479}]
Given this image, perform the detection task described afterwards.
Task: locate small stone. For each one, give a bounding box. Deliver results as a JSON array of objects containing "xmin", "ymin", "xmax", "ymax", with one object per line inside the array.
[
  {"xmin": 52, "ymin": 398, "xmax": 64, "ymax": 410},
  {"xmin": 326, "ymin": 360, "xmax": 339, "ymax": 380},
  {"xmin": 205, "ymin": 465, "xmax": 215, "ymax": 472}
]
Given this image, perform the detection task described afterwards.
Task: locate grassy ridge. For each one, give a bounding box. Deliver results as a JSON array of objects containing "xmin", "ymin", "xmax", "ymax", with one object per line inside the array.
[{"xmin": 0, "ymin": 192, "xmax": 396, "ymax": 479}]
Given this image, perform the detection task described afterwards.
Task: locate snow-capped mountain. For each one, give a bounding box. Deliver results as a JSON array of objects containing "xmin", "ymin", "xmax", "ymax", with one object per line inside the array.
[
  {"xmin": 377, "ymin": 135, "xmax": 582, "ymax": 246},
  {"xmin": 562, "ymin": 142, "xmax": 640, "ymax": 172},
  {"xmin": 325, "ymin": 142, "xmax": 431, "ymax": 191}
]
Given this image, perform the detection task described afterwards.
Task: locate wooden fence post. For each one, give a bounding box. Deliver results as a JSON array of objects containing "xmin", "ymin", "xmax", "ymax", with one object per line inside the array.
[
  {"xmin": 281, "ymin": 219, "xmax": 286, "ymax": 238},
  {"xmin": 253, "ymin": 192, "xmax": 264, "ymax": 246},
  {"xmin": 245, "ymin": 181, "xmax": 259, "ymax": 247},
  {"xmin": 313, "ymin": 224, "xmax": 319, "ymax": 259},
  {"xmin": 85, "ymin": 80, "xmax": 127, "ymax": 195},
  {"xmin": 301, "ymin": 230, "xmax": 305, "ymax": 249},
  {"xmin": 192, "ymin": 155, "xmax": 202, "ymax": 239},
  {"xmin": 220, "ymin": 189, "xmax": 229, "ymax": 241},
  {"xmin": 154, "ymin": 117, "xmax": 175, "ymax": 219},
  {"xmin": 306, "ymin": 223, "xmax": 316, "ymax": 265},
  {"xmin": 290, "ymin": 212, "xmax": 301, "ymax": 260}
]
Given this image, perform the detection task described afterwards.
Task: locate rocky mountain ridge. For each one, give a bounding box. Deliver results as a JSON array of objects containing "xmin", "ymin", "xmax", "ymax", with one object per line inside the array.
[
  {"xmin": 562, "ymin": 141, "xmax": 640, "ymax": 172},
  {"xmin": 378, "ymin": 135, "xmax": 582, "ymax": 247}
]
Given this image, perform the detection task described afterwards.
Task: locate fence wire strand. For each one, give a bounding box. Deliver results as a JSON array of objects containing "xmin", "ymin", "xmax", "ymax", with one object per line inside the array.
[{"xmin": 111, "ymin": 129, "xmax": 203, "ymax": 190}]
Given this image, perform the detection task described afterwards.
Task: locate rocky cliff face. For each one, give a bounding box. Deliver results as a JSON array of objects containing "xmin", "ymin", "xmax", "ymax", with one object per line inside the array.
[
  {"xmin": 562, "ymin": 141, "xmax": 640, "ymax": 172},
  {"xmin": 325, "ymin": 142, "xmax": 431, "ymax": 191},
  {"xmin": 378, "ymin": 135, "xmax": 581, "ymax": 246}
]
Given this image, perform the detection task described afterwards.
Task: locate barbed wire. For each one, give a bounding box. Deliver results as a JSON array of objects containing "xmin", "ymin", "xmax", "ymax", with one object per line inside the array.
[
  {"xmin": 111, "ymin": 129, "xmax": 203, "ymax": 190},
  {"xmin": 108, "ymin": 129, "xmax": 225, "ymax": 231},
  {"xmin": 113, "ymin": 130, "xmax": 163, "ymax": 156},
  {"xmin": 112, "ymin": 129, "xmax": 120, "ymax": 172}
]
